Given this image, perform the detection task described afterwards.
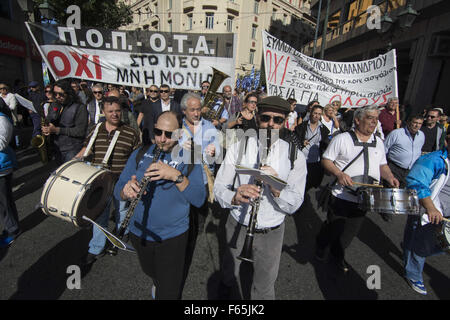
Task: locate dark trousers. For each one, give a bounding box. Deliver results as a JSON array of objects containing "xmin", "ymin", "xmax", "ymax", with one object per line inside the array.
[
  {"xmin": 0, "ymin": 173, "xmax": 20, "ymax": 237},
  {"xmin": 316, "ymin": 196, "xmax": 366, "ymax": 261},
  {"xmin": 130, "ymin": 231, "xmax": 189, "ymax": 300},
  {"xmin": 306, "ymin": 161, "xmax": 325, "ymax": 190},
  {"xmin": 386, "ymin": 160, "xmax": 409, "ymax": 188}
]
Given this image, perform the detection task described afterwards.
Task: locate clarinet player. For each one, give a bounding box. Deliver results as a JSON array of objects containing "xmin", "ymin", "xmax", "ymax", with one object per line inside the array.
[
  {"xmin": 114, "ymin": 111, "xmax": 206, "ymax": 300},
  {"xmin": 214, "ymin": 96, "xmax": 307, "ymax": 300}
]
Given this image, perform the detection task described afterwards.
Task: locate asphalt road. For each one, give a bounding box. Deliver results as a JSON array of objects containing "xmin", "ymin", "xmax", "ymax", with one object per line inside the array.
[{"xmin": 1, "ymin": 139, "xmax": 449, "ymax": 301}]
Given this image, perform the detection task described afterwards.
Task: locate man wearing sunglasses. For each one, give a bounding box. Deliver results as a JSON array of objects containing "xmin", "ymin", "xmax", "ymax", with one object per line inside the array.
[
  {"xmin": 143, "ymin": 84, "xmax": 182, "ymax": 143},
  {"xmin": 421, "ymin": 108, "xmax": 446, "ymax": 154},
  {"xmin": 114, "ymin": 111, "xmax": 206, "ymax": 299},
  {"xmin": 214, "ymin": 96, "xmax": 307, "ymax": 300},
  {"xmin": 76, "ymin": 96, "xmax": 141, "ymax": 266},
  {"xmin": 42, "ymin": 79, "xmax": 88, "ymax": 164},
  {"xmin": 86, "ymin": 84, "xmax": 105, "ymax": 132},
  {"xmin": 137, "ymin": 85, "xmax": 160, "ymax": 128}
]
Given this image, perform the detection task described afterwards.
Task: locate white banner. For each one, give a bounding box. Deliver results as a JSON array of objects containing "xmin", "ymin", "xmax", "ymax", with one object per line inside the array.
[
  {"xmin": 262, "ymin": 30, "xmax": 398, "ymax": 108},
  {"xmin": 26, "ymin": 22, "xmax": 236, "ymax": 90}
]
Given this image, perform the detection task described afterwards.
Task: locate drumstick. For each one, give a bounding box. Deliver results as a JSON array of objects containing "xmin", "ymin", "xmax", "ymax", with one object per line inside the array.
[{"xmin": 353, "ymin": 182, "xmax": 384, "ymax": 188}]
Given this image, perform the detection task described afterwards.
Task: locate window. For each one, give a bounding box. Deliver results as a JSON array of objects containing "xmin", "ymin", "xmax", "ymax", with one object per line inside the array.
[
  {"xmin": 206, "ymin": 13, "xmax": 214, "ymax": 29},
  {"xmin": 249, "ymin": 49, "xmax": 255, "ymax": 64},
  {"xmin": 226, "ymin": 43, "xmax": 233, "ymax": 57},
  {"xmin": 187, "ymin": 14, "xmax": 193, "ymax": 31},
  {"xmin": 168, "ymin": 20, "xmax": 172, "ymax": 33},
  {"xmin": 254, "ymin": 1, "xmax": 259, "ymax": 14},
  {"xmin": 272, "ymin": 9, "xmax": 277, "ymax": 20},
  {"xmin": 168, "ymin": 0, "xmax": 172, "ymax": 10},
  {"xmin": 227, "ymin": 16, "xmax": 234, "ymax": 32},
  {"xmin": 252, "ymin": 25, "xmax": 257, "ymax": 39}
]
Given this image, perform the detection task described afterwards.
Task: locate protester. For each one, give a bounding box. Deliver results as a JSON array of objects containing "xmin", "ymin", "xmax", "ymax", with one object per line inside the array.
[
  {"xmin": 214, "ymin": 96, "xmax": 307, "ymax": 299},
  {"xmin": 114, "ymin": 111, "xmax": 206, "ymax": 299},
  {"xmin": 28, "ymin": 81, "xmax": 45, "ymax": 137},
  {"xmin": 315, "ymin": 105, "xmax": 399, "ymax": 272},
  {"xmin": 0, "ymin": 101, "xmax": 20, "ymax": 248},
  {"xmin": 379, "ymin": 97, "xmax": 401, "ymax": 138},
  {"xmin": 403, "ymin": 133, "xmax": 450, "ymax": 295},
  {"xmin": 421, "ymin": 108, "xmax": 446, "ymax": 154},
  {"xmin": 77, "ymin": 95, "xmax": 141, "ymax": 265},
  {"xmin": 384, "ymin": 114, "xmax": 425, "ymax": 187},
  {"xmin": 86, "ymin": 84, "xmax": 105, "ymax": 132},
  {"xmin": 42, "ymin": 79, "xmax": 88, "ymax": 164}
]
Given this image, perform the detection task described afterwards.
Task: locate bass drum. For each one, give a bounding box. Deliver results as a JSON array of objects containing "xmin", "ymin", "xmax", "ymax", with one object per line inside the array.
[{"xmin": 40, "ymin": 160, "xmax": 116, "ymax": 228}]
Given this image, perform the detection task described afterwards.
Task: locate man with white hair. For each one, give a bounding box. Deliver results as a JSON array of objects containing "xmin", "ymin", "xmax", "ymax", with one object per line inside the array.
[{"xmin": 315, "ymin": 105, "xmax": 399, "ymax": 272}]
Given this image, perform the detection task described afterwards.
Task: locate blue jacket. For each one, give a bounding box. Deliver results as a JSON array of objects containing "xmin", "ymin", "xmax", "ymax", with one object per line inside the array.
[
  {"xmin": 0, "ymin": 112, "xmax": 17, "ymax": 172},
  {"xmin": 406, "ymin": 149, "xmax": 448, "ymax": 200},
  {"xmin": 113, "ymin": 144, "xmax": 206, "ymax": 242}
]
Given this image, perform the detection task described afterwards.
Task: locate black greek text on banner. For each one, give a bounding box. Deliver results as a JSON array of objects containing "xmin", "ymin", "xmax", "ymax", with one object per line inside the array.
[
  {"xmin": 26, "ymin": 22, "xmax": 237, "ymax": 90},
  {"xmin": 262, "ymin": 30, "xmax": 398, "ymax": 108}
]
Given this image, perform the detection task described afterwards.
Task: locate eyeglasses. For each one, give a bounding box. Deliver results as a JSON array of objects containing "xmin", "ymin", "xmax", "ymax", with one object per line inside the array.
[
  {"xmin": 93, "ymin": 91, "xmax": 103, "ymax": 94},
  {"xmin": 45, "ymin": 90, "xmax": 52, "ymax": 93},
  {"xmin": 202, "ymin": 86, "xmax": 210, "ymax": 89},
  {"xmin": 427, "ymin": 115, "xmax": 437, "ymax": 119},
  {"xmin": 160, "ymin": 90, "xmax": 169, "ymax": 93},
  {"xmin": 153, "ymin": 127, "xmax": 173, "ymax": 139},
  {"xmin": 54, "ymin": 92, "xmax": 66, "ymax": 97},
  {"xmin": 259, "ymin": 114, "xmax": 285, "ymax": 125},
  {"xmin": 247, "ymin": 100, "xmax": 258, "ymax": 105}
]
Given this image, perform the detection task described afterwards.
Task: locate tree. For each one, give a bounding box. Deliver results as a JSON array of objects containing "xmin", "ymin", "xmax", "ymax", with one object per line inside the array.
[{"xmin": 34, "ymin": 0, "xmax": 132, "ymax": 29}]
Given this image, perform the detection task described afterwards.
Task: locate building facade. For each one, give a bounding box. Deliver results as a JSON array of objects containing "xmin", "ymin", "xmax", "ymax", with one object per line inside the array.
[
  {"xmin": 304, "ymin": 0, "xmax": 450, "ymax": 116},
  {"xmin": 119, "ymin": 0, "xmax": 315, "ymax": 83},
  {"xmin": 0, "ymin": 0, "xmax": 43, "ymax": 91}
]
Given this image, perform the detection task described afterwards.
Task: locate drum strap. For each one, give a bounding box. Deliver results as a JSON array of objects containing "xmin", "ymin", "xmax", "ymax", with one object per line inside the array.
[
  {"xmin": 102, "ymin": 130, "xmax": 120, "ymax": 167},
  {"xmin": 349, "ymin": 130, "xmax": 377, "ymax": 181},
  {"xmin": 83, "ymin": 122, "xmax": 103, "ymax": 158}
]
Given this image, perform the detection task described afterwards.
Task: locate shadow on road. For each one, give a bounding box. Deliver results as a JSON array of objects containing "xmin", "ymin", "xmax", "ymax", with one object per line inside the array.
[
  {"xmin": 9, "ymin": 229, "xmax": 92, "ymax": 300},
  {"xmin": 13, "ymin": 161, "xmax": 58, "ymax": 201},
  {"xmin": 19, "ymin": 208, "xmax": 49, "ymax": 234},
  {"xmin": 285, "ymin": 191, "xmax": 378, "ymax": 300}
]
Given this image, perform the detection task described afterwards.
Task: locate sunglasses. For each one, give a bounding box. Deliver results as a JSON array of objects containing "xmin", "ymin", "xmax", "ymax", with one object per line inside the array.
[
  {"xmin": 149, "ymin": 90, "xmax": 159, "ymax": 93},
  {"xmin": 247, "ymin": 100, "xmax": 258, "ymax": 105},
  {"xmin": 427, "ymin": 115, "xmax": 437, "ymax": 119},
  {"xmin": 45, "ymin": 90, "xmax": 52, "ymax": 93},
  {"xmin": 160, "ymin": 90, "xmax": 170, "ymax": 93},
  {"xmin": 153, "ymin": 127, "xmax": 173, "ymax": 139},
  {"xmin": 93, "ymin": 91, "xmax": 103, "ymax": 94},
  {"xmin": 0, "ymin": 87, "xmax": 6, "ymax": 90},
  {"xmin": 259, "ymin": 114, "xmax": 285, "ymax": 125},
  {"xmin": 54, "ymin": 92, "xmax": 66, "ymax": 97}
]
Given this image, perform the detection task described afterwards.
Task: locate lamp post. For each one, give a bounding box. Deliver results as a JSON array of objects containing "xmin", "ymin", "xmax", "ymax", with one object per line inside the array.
[{"xmin": 311, "ymin": 0, "xmax": 323, "ymax": 58}]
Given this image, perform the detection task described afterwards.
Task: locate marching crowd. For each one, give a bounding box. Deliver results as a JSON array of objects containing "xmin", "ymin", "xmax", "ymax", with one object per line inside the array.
[{"xmin": 0, "ymin": 77, "xmax": 449, "ymax": 299}]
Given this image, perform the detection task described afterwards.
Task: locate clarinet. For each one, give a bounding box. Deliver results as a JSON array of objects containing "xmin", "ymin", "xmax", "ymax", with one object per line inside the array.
[
  {"xmin": 237, "ymin": 131, "xmax": 271, "ymax": 263},
  {"xmin": 116, "ymin": 146, "xmax": 162, "ymax": 239}
]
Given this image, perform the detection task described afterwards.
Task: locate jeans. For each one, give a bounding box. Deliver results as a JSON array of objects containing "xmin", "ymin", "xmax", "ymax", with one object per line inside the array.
[
  {"xmin": 88, "ymin": 196, "xmax": 129, "ymax": 255},
  {"xmin": 403, "ymin": 215, "xmax": 445, "ymax": 282},
  {"xmin": 0, "ymin": 173, "xmax": 20, "ymax": 237}
]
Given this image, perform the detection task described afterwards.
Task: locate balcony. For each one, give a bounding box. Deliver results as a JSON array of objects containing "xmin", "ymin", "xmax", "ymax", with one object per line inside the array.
[
  {"xmin": 184, "ymin": 0, "xmax": 194, "ymax": 11},
  {"xmin": 226, "ymin": 1, "xmax": 240, "ymax": 15}
]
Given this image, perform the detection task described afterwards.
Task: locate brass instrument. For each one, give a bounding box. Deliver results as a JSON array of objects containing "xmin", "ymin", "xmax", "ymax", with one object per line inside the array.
[
  {"xmin": 237, "ymin": 131, "xmax": 271, "ymax": 263},
  {"xmin": 31, "ymin": 116, "xmax": 49, "ymax": 164},
  {"xmin": 201, "ymin": 67, "xmax": 230, "ymax": 121}
]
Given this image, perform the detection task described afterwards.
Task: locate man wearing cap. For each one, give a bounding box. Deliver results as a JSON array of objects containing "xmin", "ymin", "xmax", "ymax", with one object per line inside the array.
[{"xmin": 214, "ymin": 96, "xmax": 307, "ymax": 300}]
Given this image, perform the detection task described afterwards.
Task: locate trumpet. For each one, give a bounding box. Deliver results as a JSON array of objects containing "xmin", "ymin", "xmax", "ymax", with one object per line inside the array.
[{"xmin": 237, "ymin": 131, "xmax": 271, "ymax": 263}]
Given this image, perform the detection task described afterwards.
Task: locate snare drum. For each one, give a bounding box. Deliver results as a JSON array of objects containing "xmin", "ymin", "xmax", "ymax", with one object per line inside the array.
[
  {"xmin": 40, "ymin": 159, "xmax": 116, "ymax": 228},
  {"xmin": 436, "ymin": 221, "xmax": 450, "ymax": 254},
  {"xmin": 357, "ymin": 187, "xmax": 420, "ymax": 215}
]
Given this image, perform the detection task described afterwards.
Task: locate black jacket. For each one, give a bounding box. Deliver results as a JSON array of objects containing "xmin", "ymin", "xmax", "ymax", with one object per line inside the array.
[{"xmin": 294, "ymin": 121, "xmax": 331, "ymax": 157}]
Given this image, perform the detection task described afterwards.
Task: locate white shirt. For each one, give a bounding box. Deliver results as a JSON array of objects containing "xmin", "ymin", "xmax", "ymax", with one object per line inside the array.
[
  {"xmin": 214, "ymin": 136, "xmax": 307, "ymax": 228},
  {"xmin": 1, "ymin": 93, "xmax": 17, "ymax": 111},
  {"xmin": 286, "ymin": 111, "xmax": 298, "ymax": 129},
  {"xmin": 322, "ymin": 131, "xmax": 387, "ymax": 203},
  {"xmin": 94, "ymin": 99, "xmax": 102, "ymax": 124},
  {"xmin": 161, "ymin": 99, "xmax": 171, "ymax": 112}
]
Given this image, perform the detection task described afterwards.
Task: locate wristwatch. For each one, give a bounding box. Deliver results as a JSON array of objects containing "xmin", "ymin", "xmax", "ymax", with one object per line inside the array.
[{"xmin": 175, "ymin": 173, "xmax": 185, "ymax": 184}]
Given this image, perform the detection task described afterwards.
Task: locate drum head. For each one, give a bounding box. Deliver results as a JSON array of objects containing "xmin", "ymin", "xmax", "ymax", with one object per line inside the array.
[{"xmin": 75, "ymin": 171, "xmax": 116, "ymax": 228}]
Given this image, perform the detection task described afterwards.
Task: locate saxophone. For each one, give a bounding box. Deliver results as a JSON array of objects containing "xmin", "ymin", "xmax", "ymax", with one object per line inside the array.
[
  {"xmin": 116, "ymin": 146, "xmax": 162, "ymax": 239},
  {"xmin": 31, "ymin": 116, "xmax": 49, "ymax": 164}
]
